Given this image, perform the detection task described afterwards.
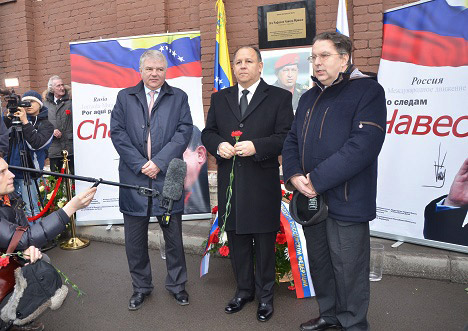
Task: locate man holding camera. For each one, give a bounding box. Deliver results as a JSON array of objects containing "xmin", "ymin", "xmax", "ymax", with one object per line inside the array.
[{"xmin": 3, "ymin": 91, "xmax": 54, "ymax": 217}]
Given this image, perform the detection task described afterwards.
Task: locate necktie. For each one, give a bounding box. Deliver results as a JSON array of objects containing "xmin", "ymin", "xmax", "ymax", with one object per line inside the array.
[
  {"xmin": 240, "ymin": 89, "xmax": 249, "ymax": 116},
  {"xmin": 147, "ymin": 90, "xmax": 156, "ymax": 159}
]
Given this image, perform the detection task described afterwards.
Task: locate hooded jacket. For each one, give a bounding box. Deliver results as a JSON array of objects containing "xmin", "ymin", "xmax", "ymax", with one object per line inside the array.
[
  {"xmin": 4, "ymin": 107, "xmax": 54, "ymax": 179},
  {"xmin": 282, "ymin": 66, "xmax": 387, "ymax": 223}
]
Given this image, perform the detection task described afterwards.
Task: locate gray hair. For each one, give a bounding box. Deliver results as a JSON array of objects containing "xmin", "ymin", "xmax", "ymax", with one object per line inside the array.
[
  {"xmin": 47, "ymin": 75, "xmax": 63, "ymax": 92},
  {"xmin": 313, "ymin": 32, "xmax": 352, "ymax": 65},
  {"xmin": 139, "ymin": 50, "xmax": 168, "ymax": 70}
]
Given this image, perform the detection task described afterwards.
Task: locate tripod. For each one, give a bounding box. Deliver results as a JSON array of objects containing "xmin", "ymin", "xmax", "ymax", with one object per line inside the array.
[{"xmin": 7, "ymin": 118, "xmax": 43, "ymax": 220}]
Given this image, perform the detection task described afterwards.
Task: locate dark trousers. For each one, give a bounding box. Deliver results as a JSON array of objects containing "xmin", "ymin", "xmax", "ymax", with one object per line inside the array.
[
  {"xmin": 123, "ymin": 213, "xmax": 187, "ymax": 295},
  {"xmin": 303, "ymin": 217, "xmax": 370, "ymax": 331},
  {"xmin": 49, "ymin": 156, "xmax": 74, "ymax": 174},
  {"xmin": 227, "ymin": 231, "xmax": 276, "ymax": 304}
]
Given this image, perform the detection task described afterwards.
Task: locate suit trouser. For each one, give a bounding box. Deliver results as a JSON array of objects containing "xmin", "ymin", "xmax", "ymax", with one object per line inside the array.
[
  {"xmin": 123, "ymin": 213, "xmax": 187, "ymax": 295},
  {"xmin": 227, "ymin": 231, "xmax": 276, "ymax": 304},
  {"xmin": 303, "ymin": 217, "xmax": 370, "ymax": 331}
]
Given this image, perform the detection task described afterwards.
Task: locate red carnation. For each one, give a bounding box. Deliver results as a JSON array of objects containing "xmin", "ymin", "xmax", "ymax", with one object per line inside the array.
[
  {"xmin": 280, "ymin": 180, "xmax": 284, "ymax": 184},
  {"xmin": 45, "ymin": 186, "xmax": 51, "ymax": 192},
  {"xmin": 276, "ymin": 233, "xmax": 287, "ymax": 245},
  {"xmin": 210, "ymin": 228, "xmax": 220, "ymax": 244},
  {"xmin": 288, "ymin": 193, "xmax": 293, "ymax": 200},
  {"xmin": 288, "ymin": 285, "xmax": 296, "ymax": 291},
  {"xmin": 281, "ymin": 189, "xmax": 285, "ymax": 196},
  {"xmin": 211, "ymin": 205, "xmax": 218, "ymax": 214},
  {"xmin": 219, "ymin": 245, "xmax": 230, "ymax": 257},
  {"xmin": 0, "ymin": 256, "xmax": 10, "ymax": 268},
  {"xmin": 231, "ymin": 131, "xmax": 243, "ymax": 137},
  {"xmin": 65, "ymin": 109, "xmax": 71, "ymax": 115},
  {"xmin": 279, "ymin": 222, "xmax": 285, "ymax": 234}
]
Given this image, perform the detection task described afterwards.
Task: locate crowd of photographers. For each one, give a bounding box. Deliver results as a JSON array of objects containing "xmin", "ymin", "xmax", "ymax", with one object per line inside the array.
[{"xmin": 0, "ymin": 76, "xmax": 73, "ymax": 217}]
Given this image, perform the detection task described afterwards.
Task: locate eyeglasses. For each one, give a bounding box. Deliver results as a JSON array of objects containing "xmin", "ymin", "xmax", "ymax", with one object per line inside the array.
[{"xmin": 307, "ymin": 53, "xmax": 341, "ymax": 63}]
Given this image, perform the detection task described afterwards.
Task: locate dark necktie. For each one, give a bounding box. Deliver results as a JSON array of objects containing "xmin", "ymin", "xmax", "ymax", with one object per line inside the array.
[{"xmin": 240, "ymin": 89, "xmax": 249, "ymax": 116}]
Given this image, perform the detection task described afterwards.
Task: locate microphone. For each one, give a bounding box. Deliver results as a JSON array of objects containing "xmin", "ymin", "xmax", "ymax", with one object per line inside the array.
[{"xmin": 160, "ymin": 158, "xmax": 186, "ymax": 227}]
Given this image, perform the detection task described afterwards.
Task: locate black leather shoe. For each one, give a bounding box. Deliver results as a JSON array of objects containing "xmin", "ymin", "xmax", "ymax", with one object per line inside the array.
[
  {"xmin": 257, "ymin": 302, "xmax": 274, "ymax": 322},
  {"xmin": 300, "ymin": 317, "xmax": 341, "ymax": 331},
  {"xmin": 128, "ymin": 292, "xmax": 147, "ymax": 311},
  {"xmin": 173, "ymin": 290, "xmax": 189, "ymax": 306},
  {"xmin": 224, "ymin": 296, "xmax": 254, "ymax": 314}
]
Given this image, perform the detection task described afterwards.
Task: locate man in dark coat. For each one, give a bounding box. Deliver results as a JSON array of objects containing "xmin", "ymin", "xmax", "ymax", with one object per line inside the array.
[
  {"xmin": 282, "ymin": 32, "xmax": 387, "ymax": 331},
  {"xmin": 202, "ymin": 46, "xmax": 293, "ymax": 322},
  {"xmin": 110, "ymin": 50, "xmax": 193, "ymax": 310},
  {"xmin": 43, "ymin": 76, "xmax": 74, "ymax": 173}
]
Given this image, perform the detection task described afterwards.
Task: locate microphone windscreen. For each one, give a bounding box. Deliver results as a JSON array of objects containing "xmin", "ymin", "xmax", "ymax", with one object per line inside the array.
[{"xmin": 162, "ymin": 158, "xmax": 187, "ymax": 201}]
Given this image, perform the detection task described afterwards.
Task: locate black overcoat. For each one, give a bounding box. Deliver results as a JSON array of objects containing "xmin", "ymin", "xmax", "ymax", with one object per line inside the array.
[{"xmin": 202, "ymin": 79, "xmax": 293, "ymax": 234}]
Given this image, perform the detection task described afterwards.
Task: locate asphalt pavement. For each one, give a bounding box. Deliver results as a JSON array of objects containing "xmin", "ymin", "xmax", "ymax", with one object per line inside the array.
[{"xmin": 39, "ymin": 241, "xmax": 468, "ymax": 331}]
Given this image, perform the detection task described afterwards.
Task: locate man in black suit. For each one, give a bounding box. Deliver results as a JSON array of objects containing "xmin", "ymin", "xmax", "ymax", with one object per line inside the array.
[{"xmin": 202, "ymin": 46, "xmax": 294, "ymax": 322}]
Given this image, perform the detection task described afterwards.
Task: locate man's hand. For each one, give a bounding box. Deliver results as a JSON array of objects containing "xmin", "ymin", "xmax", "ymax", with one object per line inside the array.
[
  {"xmin": 53, "ymin": 129, "xmax": 62, "ymax": 138},
  {"xmin": 218, "ymin": 142, "xmax": 236, "ymax": 159},
  {"xmin": 234, "ymin": 141, "xmax": 256, "ymax": 157},
  {"xmin": 23, "ymin": 246, "xmax": 42, "ymax": 264},
  {"xmin": 291, "ymin": 175, "xmax": 317, "ymax": 198},
  {"xmin": 62, "ymin": 187, "xmax": 97, "ymax": 217},
  {"xmin": 445, "ymin": 158, "xmax": 468, "ymax": 207},
  {"xmin": 14, "ymin": 107, "xmax": 28, "ymax": 125},
  {"xmin": 141, "ymin": 160, "xmax": 160, "ymax": 179}
]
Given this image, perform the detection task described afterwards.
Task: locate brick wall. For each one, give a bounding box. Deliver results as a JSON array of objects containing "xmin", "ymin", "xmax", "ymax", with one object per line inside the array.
[{"xmin": 1, "ymin": 0, "xmax": 413, "ymax": 108}]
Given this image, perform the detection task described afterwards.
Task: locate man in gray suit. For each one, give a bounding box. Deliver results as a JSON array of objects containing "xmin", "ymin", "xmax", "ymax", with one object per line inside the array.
[{"xmin": 110, "ymin": 50, "xmax": 193, "ymax": 310}]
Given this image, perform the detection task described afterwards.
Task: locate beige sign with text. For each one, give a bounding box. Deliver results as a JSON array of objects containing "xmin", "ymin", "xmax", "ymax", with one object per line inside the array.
[{"xmin": 267, "ymin": 8, "xmax": 306, "ymax": 41}]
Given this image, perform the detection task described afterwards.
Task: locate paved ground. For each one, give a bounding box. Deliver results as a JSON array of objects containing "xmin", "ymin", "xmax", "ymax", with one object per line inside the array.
[{"xmin": 39, "ymin": 241, "xmax": 468, "ymax": 331}]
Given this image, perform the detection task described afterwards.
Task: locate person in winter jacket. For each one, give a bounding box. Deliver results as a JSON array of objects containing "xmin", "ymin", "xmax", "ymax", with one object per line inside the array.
[
  {"xmin": 42, "ymin": 76, "xmax": 73, "ymax": 173},
  {"xmin": 0, "ymin": 155, "xmax": 96, "ymax": 331},
  {"xmin": 282, "ymin": 32, "xmax": 387, "ymax": 331},
  {"xmin": 3, "ymin": 91, "xmax": 54, "ymax": 217}
]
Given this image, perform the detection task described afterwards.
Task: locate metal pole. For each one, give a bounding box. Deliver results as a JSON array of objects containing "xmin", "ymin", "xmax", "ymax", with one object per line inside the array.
[{"xmin": 60, "ymin": 150, "xmax": 90, "ymax": 250}]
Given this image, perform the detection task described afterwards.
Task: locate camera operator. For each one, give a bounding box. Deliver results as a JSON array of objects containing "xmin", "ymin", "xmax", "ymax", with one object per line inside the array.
[{"xmin": 3, "ymin": 91, "xmax": 54, "ymax": 217}]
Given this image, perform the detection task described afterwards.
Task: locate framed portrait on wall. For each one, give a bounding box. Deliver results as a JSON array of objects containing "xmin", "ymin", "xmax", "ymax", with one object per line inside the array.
[{"xmin": 261, "ymin": 47, "xmax": 312, "ymax": 111}]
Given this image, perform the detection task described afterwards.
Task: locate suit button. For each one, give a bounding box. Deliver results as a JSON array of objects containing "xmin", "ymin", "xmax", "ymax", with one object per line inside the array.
[
  {"xmin": 239, "ymin": 123, "xmax": 244, "ymax": 128},
  {"xmin": 141, "ymin": 125, "xmax": 145, "ymax": 129}
]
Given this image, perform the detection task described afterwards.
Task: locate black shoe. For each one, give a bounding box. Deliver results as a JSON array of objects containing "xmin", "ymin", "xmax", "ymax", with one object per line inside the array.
[
  {"xmin": 300, "ymin": 317, "xmax": 341, "ymax": 331},
  {"xmin": 257, "ymin": 302, "xmax": 274, "ymax": 322},
  {"xmin": 173, "ymin": 290, "xmax": 189, "ymax": 306},
  {"xmin": 128, "ymin": 292, "xmax": 147, "ymax": 311},
  {"xmin": 224, "ymin": 296, "xmax": 254, "ymax": 314}
]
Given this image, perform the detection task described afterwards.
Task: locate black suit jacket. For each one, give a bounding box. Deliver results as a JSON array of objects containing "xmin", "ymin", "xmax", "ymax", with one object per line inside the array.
[
  {"xmin": 202, "ymin": 79, "xmax": 294, "ymax": 234},
  {"xmin": 423, "ymin": 195, "xmax": 468, "ymax": 246}
]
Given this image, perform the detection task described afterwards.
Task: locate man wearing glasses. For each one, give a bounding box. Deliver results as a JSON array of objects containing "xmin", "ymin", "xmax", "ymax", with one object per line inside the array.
[{"xmin": 282, "ymin": 32, "xmax": 387, "ymax": 331}]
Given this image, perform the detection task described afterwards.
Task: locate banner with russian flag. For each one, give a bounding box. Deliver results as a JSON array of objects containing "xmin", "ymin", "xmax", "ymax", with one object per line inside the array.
[
  {"xmin": 374, "ymin": 0, "xmax": 468, "ymax": 251},
  {"xmin": 70, "ymin": 32, "xmax": 208, "ymax": 225},
  {"xmin": 280, "ymin": 202, "xmax": 315, "ymax": 298},
  {"xmin": 214, "ymin": 0, "xmax": 233, "ymax": 91}
]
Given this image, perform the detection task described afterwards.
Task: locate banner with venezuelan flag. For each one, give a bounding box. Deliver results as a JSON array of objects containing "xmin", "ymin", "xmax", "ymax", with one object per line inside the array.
[
  {"xmin": 374, "ymin": 0, "xmax": 468, "ymax": 251},
  {"xmin": 214, "ymin": 0, "xmax": 233, "ymax": 91},
  {"xmin": 70, "ymin": 32, "xmax": 209, "ymax": 225}
]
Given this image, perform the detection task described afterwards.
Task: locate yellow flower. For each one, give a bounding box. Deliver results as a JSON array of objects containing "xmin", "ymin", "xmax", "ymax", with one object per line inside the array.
[
  {"xmin": 39, "ymin": 185, "xmax": 45, "ymax": 193},
  {"xmin": 46, "ymin": 192, "xmax": 53, "ymax": 200},
  {"xmin": 57, "ymin": 201, "xmax": 64, "ymax": 208}
]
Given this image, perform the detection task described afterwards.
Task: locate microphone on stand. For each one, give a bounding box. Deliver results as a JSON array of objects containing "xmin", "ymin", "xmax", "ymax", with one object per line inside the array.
[{"xmin": 160, "ymin": 158, "xmax": 187, "ymax": 227}]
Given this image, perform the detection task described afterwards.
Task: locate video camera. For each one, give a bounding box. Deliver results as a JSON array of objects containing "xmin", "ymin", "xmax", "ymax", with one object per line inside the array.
[{"xmin": 0, "ymin": 88, "xmax": 31, "ymax": 118}]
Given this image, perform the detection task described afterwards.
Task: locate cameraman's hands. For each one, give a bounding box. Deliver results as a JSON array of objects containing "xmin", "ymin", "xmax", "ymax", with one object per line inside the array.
[
  {"xmin": 14, "ymin": 107, "xmax": 28, "ymax": 125},
  {"xmin": 62, "ymin": 187, "xmax": 97, "ymax": 217}
]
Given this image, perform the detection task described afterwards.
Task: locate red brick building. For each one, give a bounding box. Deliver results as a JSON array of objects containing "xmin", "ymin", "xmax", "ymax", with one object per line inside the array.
[{"xmin": 1, "ymin": 0, "xmax": 413, "ymax": 105}]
